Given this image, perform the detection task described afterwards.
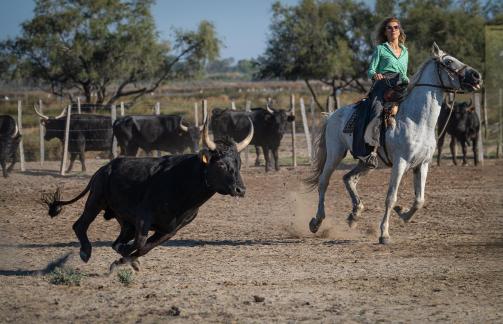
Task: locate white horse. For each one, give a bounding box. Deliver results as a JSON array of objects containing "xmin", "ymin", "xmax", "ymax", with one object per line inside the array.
[{"xmin": 306, "ymin": 43, "xmax": 482, "ymax": 244}]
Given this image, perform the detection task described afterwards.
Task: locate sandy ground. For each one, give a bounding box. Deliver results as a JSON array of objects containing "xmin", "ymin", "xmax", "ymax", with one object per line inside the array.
[{"xmin": 0, "ymin": 157, "xmax": 502, "ymax": 323}]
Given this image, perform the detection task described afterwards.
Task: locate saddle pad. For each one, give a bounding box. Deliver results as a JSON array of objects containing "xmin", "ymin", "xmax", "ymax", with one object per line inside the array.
[{"xmin": 343, "ymin": 109, "xmax": 358, "ymax": 133}]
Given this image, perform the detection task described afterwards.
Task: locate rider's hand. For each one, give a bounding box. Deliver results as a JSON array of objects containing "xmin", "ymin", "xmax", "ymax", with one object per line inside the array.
[{"xmin": 374, "ymin": 73, "xmax": 384, "ymax": 80}]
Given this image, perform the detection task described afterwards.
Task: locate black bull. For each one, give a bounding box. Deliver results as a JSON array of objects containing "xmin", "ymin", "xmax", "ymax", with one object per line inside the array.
[
  {"xmin": 34, "ymin": 105, "xmax": 113, "ymax": 172},
  {"xmin": 210, "ymin": 107, "xmax": 294, "ymax": 171},
  {"xmin": 41, "ymin": 119, "xmax": 253, "ymax": 270},
  {"xmin": 113, "ymin": 115, "xmax": 203, "ymax": 156},
  {"xmin": 0, "ymin": 115, "xmax": 21, "ymax": 177},
  {"xmin": 437, "ymin": 99, "xmax": 480, "ymax": 166}
]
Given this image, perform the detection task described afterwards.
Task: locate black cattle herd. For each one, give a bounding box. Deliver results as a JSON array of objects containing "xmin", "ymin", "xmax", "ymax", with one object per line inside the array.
[{"xmin": 0, "ymin": 99, "xmax": 481, "ymax": 269}]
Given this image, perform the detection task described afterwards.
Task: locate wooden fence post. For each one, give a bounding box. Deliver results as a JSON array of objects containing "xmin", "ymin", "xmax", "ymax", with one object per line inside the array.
[
  {"xmin": 498, "ymin": 89, "xmax": 502, "ymax": 158},
  {"xmin": 300, "ymin": 98, "xmax": 312, "ymax": 163},
  {"xmin": 290, "ymin": 94, "xmax": 297, "ymax": 168},
  {"xmin": 231, "ymin": 101, "xmax": 236, "ymax": 110},
  {"xmin": 474, "ymin": 93, "xmax": 484, "ymax": 165},
  {"xmin": 38, "ymin": 99, "xmax": 45, "ymax": 166},
  {"xmin": 120, "ymin": 102, "xmax": 125, "ymax": 116},
  {"xmin": 77, "ymin": 97, "xmax": 81, "ymax": 114},
  {"xmin": 327, "ymin": 96, "xmax": 335, "ymax": 113},
  {"xmin": 483, "ymin": 89, "xmax": 488, "ymax": 140},
  {"xmin": 17, "ymin": 100, "xmax": 25, "ymax": 172},
  {"xmin": 335, "ymin": 89, "xmax": 341, "ymax": 110},
  {"xmin": 194, "ymin": 102, "xmax": 199, "ymax": 126},
  {"xmin": 60, "ymin": 104, "xmax": 72, "ymax": 176},
  {"xmin": 111, "ymin": 104, "xmax": 118, "ymax": 158},
  {"xmin": 154, "ymin": 102, "xmax": 160, "ymax": 156}
]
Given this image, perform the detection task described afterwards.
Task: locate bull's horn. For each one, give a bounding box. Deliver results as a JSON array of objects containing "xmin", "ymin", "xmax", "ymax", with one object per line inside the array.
[
  {"xmin": 54, "ymin": 107, "xmax": 67, "ymax": 119},
  {"xmin": 33, "ymin": 104, "xmax": 49, "ymax": 120},
  {"xmin": 11, "ymin": 124, "xmax": 18, "ymax": 138},
  {"xmin": 203, "ymin": 118, "xmax": 217, "ymax": 151},
  {"xmin": 266, "ymin": 104, "xmax": 274, "ymax": 114},
  {"xmin": 467, "ymin": 98, "xmax": 473, "ymax": 108},
  {"xmin": 179, "ymin": 119, "xmax": 189, "ymax": 132},
  {"xmin": 235, "ymin": 117, "xmax": 254, "ymax": 153},
  {"xmin": 200, "ymin": 113, "xmax": 208, "ymax": 131}
]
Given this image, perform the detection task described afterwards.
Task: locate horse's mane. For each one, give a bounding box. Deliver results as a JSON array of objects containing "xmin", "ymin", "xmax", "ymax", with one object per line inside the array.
[{"xmin": 407, "ymin": 58, "xmax": 434, "ymax": 92}]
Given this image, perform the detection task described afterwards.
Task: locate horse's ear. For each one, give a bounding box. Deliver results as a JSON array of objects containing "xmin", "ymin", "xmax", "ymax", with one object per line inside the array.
[{"xmin": 431, "ymin": 42, "xmax": 442, "ymax": 57}]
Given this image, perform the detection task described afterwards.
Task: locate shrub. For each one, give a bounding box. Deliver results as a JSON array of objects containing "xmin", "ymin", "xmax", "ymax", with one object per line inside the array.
[
  {"xmin": 117, "ymin": 268, "xmax": 134, "ymax": 286},
  {"xmin": 48, "ymin": 267, "xmax": 85, "ymax": 286}
]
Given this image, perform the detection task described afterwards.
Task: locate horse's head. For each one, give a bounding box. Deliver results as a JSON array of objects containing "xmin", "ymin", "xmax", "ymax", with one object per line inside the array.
[{"xmin": 431, "ymin": 42, "xmax": 482, "ymax": 92}]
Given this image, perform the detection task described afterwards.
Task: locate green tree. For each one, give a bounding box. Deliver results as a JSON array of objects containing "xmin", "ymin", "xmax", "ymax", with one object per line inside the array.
[
  {"xmin": 257, "ymin": 0, "xmax": 375, "ymax": 111},
  {"xmin": 395, "ymin": 0, "xmax": 485, "ymax": 76},
  {"xmin": 0, "ymin": 0, "xmax": 220, "ymax": 105}
]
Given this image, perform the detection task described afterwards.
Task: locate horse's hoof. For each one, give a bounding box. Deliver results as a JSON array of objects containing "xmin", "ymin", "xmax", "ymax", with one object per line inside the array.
[
  {"xmin": 309, "ymin": 218, "xmax": 321, "ymax": 233},
  {"xmin": 379, "ymin": 237, "xmax": 390, "ymax": 245}
]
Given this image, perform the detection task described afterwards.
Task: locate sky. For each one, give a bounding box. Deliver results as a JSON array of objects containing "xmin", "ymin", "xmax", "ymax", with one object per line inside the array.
[{"xmin": 0, "ymin": 0, "xmax": 375, "ymax": 61}]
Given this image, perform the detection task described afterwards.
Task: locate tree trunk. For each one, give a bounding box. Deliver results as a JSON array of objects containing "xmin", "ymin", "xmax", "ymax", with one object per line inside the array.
[{"xmin": 304, "ymin": 79, "xmax": 324, "ymax": 112}]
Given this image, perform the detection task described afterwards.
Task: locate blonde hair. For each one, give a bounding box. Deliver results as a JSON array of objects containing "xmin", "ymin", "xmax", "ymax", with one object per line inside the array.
[{"xmin": 375, "ymin": 17, "xmax": 406, "ymax": 45}]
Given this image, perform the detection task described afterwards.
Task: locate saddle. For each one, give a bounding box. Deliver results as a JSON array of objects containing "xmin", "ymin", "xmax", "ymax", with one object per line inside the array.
[{"xmin": 344, "ymin": 78, "xmax": 408, "ymax": 159}]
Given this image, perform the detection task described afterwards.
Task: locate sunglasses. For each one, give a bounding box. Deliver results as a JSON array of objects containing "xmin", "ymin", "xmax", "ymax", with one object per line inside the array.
[{"xmin": 386, "ymin": 25, "xmax": 400, "ymax": 31}]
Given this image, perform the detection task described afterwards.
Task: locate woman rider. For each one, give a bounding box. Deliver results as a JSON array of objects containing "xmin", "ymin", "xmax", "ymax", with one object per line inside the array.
[{"xmin": 361, "ymin": 16, "xmax": 409, "ymax": 168}]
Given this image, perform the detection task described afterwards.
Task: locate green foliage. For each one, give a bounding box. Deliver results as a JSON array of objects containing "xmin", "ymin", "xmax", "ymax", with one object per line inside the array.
[
  {"xmin": 117, "ymin": 268, "xmax": 134, "ymax": 286},
  {"xmin": 48, "ymin": 267, "xmax": 85, "ymax": 286},
  {"xmin": 398, "ymin": 0, "xmax": 485, "ymax": 74},
  {"xmin": 256, "ymin": 0, "xmax": 375, "ymax": 110},
  {"xmin": 1, "ymin": 0, "xmax": 221, "ymax": 106}
]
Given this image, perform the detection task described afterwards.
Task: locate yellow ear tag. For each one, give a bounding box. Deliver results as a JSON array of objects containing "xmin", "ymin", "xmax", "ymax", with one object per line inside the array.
[{"xmin": 202, "ymin": 154, "xmax": 208, "ymax": 164}]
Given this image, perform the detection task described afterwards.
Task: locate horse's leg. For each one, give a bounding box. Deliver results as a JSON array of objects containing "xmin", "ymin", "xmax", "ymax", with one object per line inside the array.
[
  {"xmin": 379, "ymin": 159, "xmax": 407, "ymax": 244},
  {"xmin": 449, "ymin": 136, "xmax": 457, "ymax": 166},
  {"xmin": 394, "ymin": 162, "xmax": 428, "ymax": 223},
  {"xmin": 309, "ymin": 143, "xmax": 347, "ymax": 233},
  {"xmin": 343, "ymin": 161, "xmax": 372, "ymax": 227},
  {"xmin": 436, "ymin": 132, "xmax": 446, "ymax": 166}
]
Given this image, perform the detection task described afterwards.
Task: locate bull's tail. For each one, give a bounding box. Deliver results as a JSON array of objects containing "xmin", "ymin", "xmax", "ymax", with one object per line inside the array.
[
  {"xmin": 41, "ymin": 173, "xmax": 96, "ymax": 218},
  {"xmin": 304, "ymin": 120, "xmax": 328, "ymax": 190}
]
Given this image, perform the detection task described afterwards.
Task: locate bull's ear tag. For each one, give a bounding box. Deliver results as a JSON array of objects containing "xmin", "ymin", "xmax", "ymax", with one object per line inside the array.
[{"xmin": 199, "ymin": 150, "xmax": 210, "ymax": 165}]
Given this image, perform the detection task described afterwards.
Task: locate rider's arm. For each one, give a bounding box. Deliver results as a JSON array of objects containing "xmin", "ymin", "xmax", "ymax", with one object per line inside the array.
[{"xmin": 367, "ymin": 46, "xmax": 381, "ymax": 80}]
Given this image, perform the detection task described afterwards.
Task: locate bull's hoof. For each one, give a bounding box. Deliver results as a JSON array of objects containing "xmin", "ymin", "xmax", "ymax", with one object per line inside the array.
[
  {"xmin": 379, "ymin": 237, "xmax": 390, "ymax": 245},
  {"xmin": 79, "ymin": 249, "xmax": 90, "ymax": 263},
  {"xmin": 346, "ymin": 214, "xmax": 358, "ymax": 228},
  {"xmin": 254, "ymin": 161, "xmax": 261, "ymax": 166},
  {"xmin": 309, "ymin": 218, "xmax": 321, "ymax": 233}
]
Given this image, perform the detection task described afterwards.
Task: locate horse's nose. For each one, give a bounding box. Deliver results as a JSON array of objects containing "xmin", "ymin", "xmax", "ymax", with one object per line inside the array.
[{"xmin": 471, "ymin": 70, "xmax": 481, "ymax": 81}]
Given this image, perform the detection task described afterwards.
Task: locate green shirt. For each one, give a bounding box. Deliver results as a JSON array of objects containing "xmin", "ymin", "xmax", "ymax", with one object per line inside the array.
[{"xmin": 367, "ymin": 43, "xmax": 409, "ymax": 82}]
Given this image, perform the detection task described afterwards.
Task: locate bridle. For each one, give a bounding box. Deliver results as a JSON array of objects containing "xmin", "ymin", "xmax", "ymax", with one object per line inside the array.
[
  {"xmin": 413, "ymin": 55, "xmax": 468, "ymax": 93},
  {"xmin": 413, "ymin": 55, "xmax": 469, "ymax": 139}
]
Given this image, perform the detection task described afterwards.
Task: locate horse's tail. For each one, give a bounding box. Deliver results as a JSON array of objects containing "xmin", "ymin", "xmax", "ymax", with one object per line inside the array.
[{"xmin": 304, "ymin": 119, "xmax": 328, "ymax": 190}]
